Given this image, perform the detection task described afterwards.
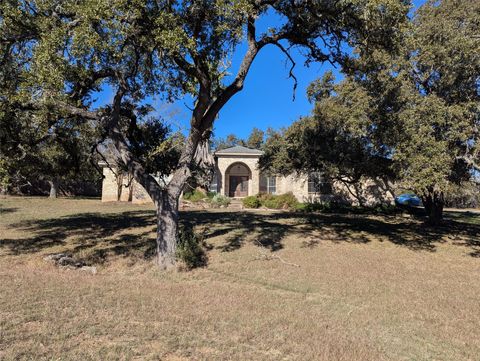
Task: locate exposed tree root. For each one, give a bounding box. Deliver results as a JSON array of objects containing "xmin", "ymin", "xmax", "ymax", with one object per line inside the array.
[{"xmin": 252, "ymin": 240, "xmax": 300, "ymax": 268}]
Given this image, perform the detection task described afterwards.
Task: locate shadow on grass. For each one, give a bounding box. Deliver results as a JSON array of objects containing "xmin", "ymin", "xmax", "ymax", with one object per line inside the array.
[
  {"xmin": 444, "ymin": 210, "xmax": 480, "ymax": 224},
  {"xmin": 184, "ymin": 212, "xmax": 290, "ymax": 252},
  {"xmin": 1, "ymin": 209, "xmax": 479, "ymax": 265},
  {"xmin": 0, "ymin": 207, "xmax": 18, "ymax": 215},
  {"xmin": 183, "ymin": 210, "xmax": 480, "ymax": 255},
  {"xmin": 1, "ymin": 210, "xmax": 157, "ymax": 264}
]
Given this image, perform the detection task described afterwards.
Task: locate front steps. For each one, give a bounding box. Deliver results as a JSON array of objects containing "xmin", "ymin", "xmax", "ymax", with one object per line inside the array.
[{"xmin": 228, "ymin": 198, "xmax": 244, "ymax": 210}]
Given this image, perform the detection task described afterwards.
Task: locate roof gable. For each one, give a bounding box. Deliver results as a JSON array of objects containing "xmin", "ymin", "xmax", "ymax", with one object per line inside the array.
[{"xmin": 214, "ymin": 145, "xmax": 264, "ymax": 156}]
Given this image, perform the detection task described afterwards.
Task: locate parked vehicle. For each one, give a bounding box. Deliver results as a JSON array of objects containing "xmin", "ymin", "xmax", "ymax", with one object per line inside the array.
[{"xmin": 395, "ymin": 193, "xmax": 422, "ymax": 207}]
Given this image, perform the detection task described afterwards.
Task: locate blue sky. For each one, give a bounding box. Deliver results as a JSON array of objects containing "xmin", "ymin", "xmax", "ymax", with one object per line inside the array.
[
  {"xmin": 211, "ymin": 42, "xmax": 339, "ymax": 139},
  {"xmin": 95, "ymin": 0, "xmax": 426, "ymax": 140}
]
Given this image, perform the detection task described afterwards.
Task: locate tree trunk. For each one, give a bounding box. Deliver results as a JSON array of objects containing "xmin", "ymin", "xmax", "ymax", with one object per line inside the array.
[
  {"xmin": 155, "ymin": 190, "xmax": 179, "ymax": 269},
  {"xmin": 152, "ymin": 132, "xmax": 208, "ymax": 268},
  {"xmin": 48, "ymin": 179, "xmax": 60, "ymax": 199},
  {"xmin": 104, "ymin": 87, "xmax": 210, "ymax": 269},
  {"xmin": 429, "ymin": 200, "xmax": 444, "ymax": 225},
  {"xmin": 116, "ymin": 173, "xmax": 124, "ymax": 201},
  {"xmin": 422, "ymin": 190, "xmax": 444, "ymax": 226},
  {"xmin": 127, "ymin": 174, "xmax": 134, "ymax": 202}
]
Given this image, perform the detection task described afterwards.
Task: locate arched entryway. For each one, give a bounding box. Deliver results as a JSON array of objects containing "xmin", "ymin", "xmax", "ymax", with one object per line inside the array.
[{"xmin": 225, "ymin": 162, "xmax": 251, "ymax": 197}]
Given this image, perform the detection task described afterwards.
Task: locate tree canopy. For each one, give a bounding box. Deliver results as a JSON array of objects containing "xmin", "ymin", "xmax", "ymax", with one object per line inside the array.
[
  {"xmin": 1, "ymin": 0, "xmax": 411, "ymax": 266},
  {"xmin": 261, "ymin": 71, "xmax": 394, "ymax": 182},
  {"xmin": 392, "ymin": 0, "xmax": 480, "ymax": 222},
  {"xmin": 261, "ymin": 0, "xmax": 480, "ymax": 224}
]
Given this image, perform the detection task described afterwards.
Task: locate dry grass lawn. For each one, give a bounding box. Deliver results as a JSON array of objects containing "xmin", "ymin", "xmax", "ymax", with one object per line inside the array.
[{"xmin": 1, "ymin": 197, "xmax": 479, "ymax": 361}]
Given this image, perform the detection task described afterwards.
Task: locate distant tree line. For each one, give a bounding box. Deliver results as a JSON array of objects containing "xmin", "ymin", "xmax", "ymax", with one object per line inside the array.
[{"xmin": 211, "ymin": 127, "xmax": 266, "ymax": 151}]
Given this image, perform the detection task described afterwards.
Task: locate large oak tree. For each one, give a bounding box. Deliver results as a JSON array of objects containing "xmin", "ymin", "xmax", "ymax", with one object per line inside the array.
[
  {"xmin": 346, "ymin": 0, "xmax": 480, "ymax": 224},
  {"xmin": 1, "ymin": 0, "xmax": 409, "ymax": 268},
  {"xmin": 261, "ymin": 0, "xmax": 480, "ymax": 225}
]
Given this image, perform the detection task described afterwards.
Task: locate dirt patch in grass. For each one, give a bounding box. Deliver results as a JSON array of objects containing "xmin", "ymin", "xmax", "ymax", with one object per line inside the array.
[{"xmin": 1, "ymin": 197, "xmax": 479, "ymax": 360}]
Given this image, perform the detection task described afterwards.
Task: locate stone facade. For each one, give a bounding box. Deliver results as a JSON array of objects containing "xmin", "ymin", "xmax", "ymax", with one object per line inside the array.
[
  {"xmin": 101, "ymin": 166, "xmax": 124, "ymax": 202},
  {"xmin": 216, "ymin": 154, "xmax": 260, "ymax": 197},
  {"xmin": 100, "ymin": 146, "xmax": 394, "ymax": 206},
  {"xmin": 100, "ymin": 163, "xmax": 152, "ymax": 204}
]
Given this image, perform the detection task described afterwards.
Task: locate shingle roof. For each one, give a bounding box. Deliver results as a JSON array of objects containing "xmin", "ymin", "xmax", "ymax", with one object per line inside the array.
[{"xmin": 214, "ymin": 145, "xmax": 264, "ymax": 156}]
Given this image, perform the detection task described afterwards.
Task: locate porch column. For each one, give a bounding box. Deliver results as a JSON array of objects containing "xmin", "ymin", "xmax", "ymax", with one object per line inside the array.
[
  {"xmin": 222, "ymin": 171, "xmax": 227, "ymax": 197},
  {"xmin": 251, "ymin": 166, "xmax": 260, "ymax": 196}
]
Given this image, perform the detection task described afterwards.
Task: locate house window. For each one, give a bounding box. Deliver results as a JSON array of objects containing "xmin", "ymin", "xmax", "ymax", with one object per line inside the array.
[
  {"xmin": 308, "ymin": 172, "xmax": 332, "ymax": 194},
  {"xmin": 209, "ymin": 173, "xmax": 218, "ymax": 193},
  {"xmin": 260, "ymin": 174, "xmax": 276, "ymax": 194},
  {"xmin": 267, "ymin": 176, "xmax": 276, "ymax": 194}
]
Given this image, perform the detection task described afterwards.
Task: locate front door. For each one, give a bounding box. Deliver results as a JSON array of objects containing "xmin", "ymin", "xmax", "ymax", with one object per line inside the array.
[{"xmin": 229, "ymin": 176, "xmax": 248, "ymax": 197}]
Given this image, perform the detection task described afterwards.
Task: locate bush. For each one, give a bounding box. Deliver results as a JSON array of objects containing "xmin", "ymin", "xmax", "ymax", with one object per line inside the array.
[
  {"xmin": 277, "ymin": 192, "xmax": 299, "ymax": 209},
  {"xmin": 445, "ymin": 182, "xmax": 480, "ymax": 208},
  {"xmin": 371, "ymin": 203, "xmax": 397, "ymax": 215},
  {"xmin": 260, "ymin": 192, "xmax": 298, "ymax": 209},
  {"xmin": 243, "ymin": 195, "xmax": 261, "ymax": 208},
  {"xmin": 245, "ymin": 192, "xmax": 299, "ymax": 210},
  {"xmin": 209, "ymin": 194, "xmax": 231, "ymax": 208},
  {"xmin": 176, "ymin": 223, "xmax": 208, "ymax": 270},
  {"xmin": 262, "ymin": 195, "xmax": 281, "ymax": 209},
  {"xmin": 183, "ymin": 189, "xmax": 207, "ymax": 202},
  {"xmin": 206, "ymin": 191, "xmax": 216, "ymax": 199},
  {"xmin": 294, "ymin": 202, "xmax": 308, "ymax": 211}
]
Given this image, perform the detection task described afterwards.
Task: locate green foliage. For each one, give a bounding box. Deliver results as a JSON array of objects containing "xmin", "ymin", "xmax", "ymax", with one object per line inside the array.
[
  {"xmin": 259, "ymin": 128, "xmax": 293, "ymax": 176},
  {"xmin": 212, "ymin": 134, "xmax": 245, "ymax": 151},
  {"xmin": 386, "ymin": 0, "xmax": 479, "ymax": 223},
  {"xmin": 278, "ymin": 193, "xmax": 300, "ymax": 209},
  {"xmin": 295, "ymin": 201, "xmax": 333, "ymax": 213},
  {"xmin": 128, "ymin": 116, "xmax": 183, "ymax": 176},
  {"xmin": 209, "ymin": 194, "xmax": 231, "ymax": 208},
  {"xmin": 176, "ymin": 224, "xmax": 207, "ymax": 270},
  {"xmin": 1, "ymin": 100, "xmax": 101, "ymax": 195},
  {"xmin": 262, "ymin": 192, "xmax": 299, "ymax": 210},
  {"xmin": 1, "ymin": 0, "xmax": 412, "ymax": 262},
  {"xmin": 245, "ymin": 128, "xmax": 265, "ymax": 150},
  {"xmin": 183, "ymin": 189, "xmax": 208, "ymax": 202},
  {"xmin": 306, "ymin": 70, "xmax": 335, "ymax": 103},
  {"xmin": 0, "ymin": 158, "xmax": 11, "ymax": 193},
  {"xmin": 212, "ymin": 128, "xmax": 265, "ymax": 151},
  {"xmin": 261, "ymin": 195, "xmax": 282, "ymax": 209},
  {"xmin": 260, "ymin": 77, "xmax": 394, "ymax": 184},
  {"xmin": 244, "ymin": 192, "xmax": 299, "ymax": 210},
  {"xmin": 242, "ymin": 195, "xmax": 261, "ymax": 208},
  {"xmin": 261, "ymin": 0, "xmax": 480, "ymax": 225},
  {"xmin": 206, "ymin": 192, "xmax": 216, "ymax": 199},
  {"xmin": 444, "ymin": 182, "xmax": 480, "ymax": 209},
  {"xmin": 1, "ymin": 0, "xmax": 411, "ymax": 185}
]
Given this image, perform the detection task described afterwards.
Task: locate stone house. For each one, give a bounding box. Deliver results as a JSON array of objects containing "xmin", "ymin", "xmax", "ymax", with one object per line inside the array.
[{"xmin": 100, "ymin": 145, "xmax": 394, "ymax": 205}]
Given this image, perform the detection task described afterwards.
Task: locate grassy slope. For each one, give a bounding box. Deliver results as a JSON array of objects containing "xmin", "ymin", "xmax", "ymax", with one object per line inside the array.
[{"xmin": 0, "ymin": 197, "xmax": 479, "ymax": 361}]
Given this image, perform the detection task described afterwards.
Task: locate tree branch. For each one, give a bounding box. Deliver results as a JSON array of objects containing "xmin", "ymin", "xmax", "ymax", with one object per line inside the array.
[
  {"xmin": 201, "ymin": 16, "xmax": 260, "ymax": 128},
  {"xmin": 271, "ymin": 41, "xmax": 298, "ymax": 101},
  {"xmin": 102, "ymin": 87, "xmax": 163, "ymax": 205}
]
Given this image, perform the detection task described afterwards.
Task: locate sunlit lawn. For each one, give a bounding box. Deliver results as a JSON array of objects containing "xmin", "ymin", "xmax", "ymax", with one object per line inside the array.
[{"xmin": 1, "ymin": 196, "xmax": 479, "ymax": 361}]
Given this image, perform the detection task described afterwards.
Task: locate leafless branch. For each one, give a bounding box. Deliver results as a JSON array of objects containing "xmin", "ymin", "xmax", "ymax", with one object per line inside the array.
[
  {"xmin": 271, "ymin": 41, "xmax": 298, "ymax": 101},
  {"xmin": 252, "ymin": 240, "xmax": 300, "ymax": 267}
]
